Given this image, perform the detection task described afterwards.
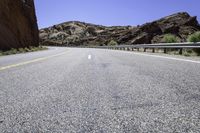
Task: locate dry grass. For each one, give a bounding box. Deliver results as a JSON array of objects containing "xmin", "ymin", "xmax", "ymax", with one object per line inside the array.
[{"xmin": 0, "ymin": 46, "xmax": 48, "ymax": 56}]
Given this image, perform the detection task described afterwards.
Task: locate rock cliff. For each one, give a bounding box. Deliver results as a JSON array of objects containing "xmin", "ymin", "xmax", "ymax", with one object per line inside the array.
[
  {"xmin": 0, "ymin": 0, "xmax": 39, "ymax": 51},
  {"xmin": 40, "ymin": 12, "xmax": 200, "ymax": 46}
]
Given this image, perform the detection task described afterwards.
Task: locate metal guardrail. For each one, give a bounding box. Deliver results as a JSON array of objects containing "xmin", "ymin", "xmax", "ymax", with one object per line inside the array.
[{"xmin": 88, "ymin": 42, "xmax": 200, "ymax": 55}]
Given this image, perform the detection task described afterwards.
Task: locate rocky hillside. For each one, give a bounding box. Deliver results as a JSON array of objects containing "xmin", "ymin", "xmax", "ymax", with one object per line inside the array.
[
  {"xmin": 40, "ymin": 12, "xmax": 200, "ymax": 46},
  {"xmin": 0, "ymin": 0, "xmax": 39, "ymax": 51},
  {"xmin": 40, "ymin": 22, "xmax": 133, "ymax": 46}
]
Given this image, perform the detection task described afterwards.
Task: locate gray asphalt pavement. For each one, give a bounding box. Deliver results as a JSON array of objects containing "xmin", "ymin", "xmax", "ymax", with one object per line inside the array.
[{"xmin": 0, "ymin": 47, "xmax": 200, "ymax": 132}]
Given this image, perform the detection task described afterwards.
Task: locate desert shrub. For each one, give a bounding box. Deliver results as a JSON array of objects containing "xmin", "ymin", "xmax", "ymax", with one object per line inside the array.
[
  {"xmin": 0, "ymin": 46, "xmax": 47, "ymax": 56},
  {"xmin": 193, "ymin": 49, "xmax": 200, "ymax": 56},
  {"xmin": 162, "ymin": 34, "xmax": 178, "ymax": 43},
  {"xmin": 86, "ymin": 26, "xmax": 97, "ymax": 36},
  {"xmin": 29, "ymin": 46, "xmax": 47, "ymax": 52},
  {"xmin": 24, "ymin": 47, "xmax": 31, "ymax": 52},
  {"xmin": 3, "ymin": 49, "xmax": 17, "ymax": 55},
  {"xmin": 182, "ymin": 49, "xmax": 200, "ymax": 56},
  {"xmin": 187, "ymin": 31, "xmax": 200, "ymax": 43},
  {"xmin": 187, "ymin": 32, "xmax": 200, "ymax": 55},
  {"xmin": 10, "ymin": 48, "xmax": 18, "ymax": 54},
  {"xmin": 183, "ymin": 52, "xmax": 191, "ymax": 57},
  {"xmin": 18, "ymin": 48, "xmax": 26, "ymax": 53},
  {"xmin": 108, "ymin": 40, "xmax": 118, "ymax": 46},
  {"xmin": 186, "ymin": 49, "xmax": 193, "ymax": 54}
]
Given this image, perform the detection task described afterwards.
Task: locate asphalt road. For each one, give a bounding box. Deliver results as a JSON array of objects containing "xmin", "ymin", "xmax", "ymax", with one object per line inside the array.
[{"xmin": 0, "ymin": 47, "xmax": 200, "ymax": 132}]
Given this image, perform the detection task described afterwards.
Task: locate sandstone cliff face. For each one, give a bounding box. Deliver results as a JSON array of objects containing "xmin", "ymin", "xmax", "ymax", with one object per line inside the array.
[
  {"xmin": 0, "ymin": 0, "xmax": 39, "ymax": 51},
  {"xmin": 40, "ymin": 12, "xmax": 200, "ymax": 46}
]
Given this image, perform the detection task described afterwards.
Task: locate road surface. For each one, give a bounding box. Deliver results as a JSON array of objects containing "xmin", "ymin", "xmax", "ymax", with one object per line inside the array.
[{"xmin": 0, "ymin": 47, "xmax": 200, "ymax": 132}]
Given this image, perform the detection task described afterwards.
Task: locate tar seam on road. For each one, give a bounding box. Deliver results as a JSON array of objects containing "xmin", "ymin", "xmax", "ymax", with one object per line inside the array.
[
  {"xmin": 0, "ymin": 51, "xmax": 68, "ymax": 71},
  {"xmin": 130, "ymin": 52, "xmax": 200, "ymax": 64}
]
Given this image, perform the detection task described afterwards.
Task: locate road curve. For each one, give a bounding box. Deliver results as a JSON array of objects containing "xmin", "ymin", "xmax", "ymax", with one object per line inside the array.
[{"xmin": 0, "ymin": 47, "xmax": 200, "ymax": 132}]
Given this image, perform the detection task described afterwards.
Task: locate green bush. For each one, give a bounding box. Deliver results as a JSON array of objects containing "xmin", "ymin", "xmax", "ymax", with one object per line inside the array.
[
  {"xmin": 187, "ymin": 31, "xmax": 200, "ymax": 43},
  {"xmin": 187, "ymin": 32, "xmax": 200, "ymax": 55},
  {"xmin": 162, "ymin": 34, "xmax": 178, "ymax": 43},
  {"xmin": 108, "ymin": 40, "xmax": 118, "ymax": 46}
]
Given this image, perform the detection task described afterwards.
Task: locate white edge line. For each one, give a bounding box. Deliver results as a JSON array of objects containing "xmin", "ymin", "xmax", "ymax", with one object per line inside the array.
[{"xmin": 131, "ymin": 52, "xmax": 200, "ymax": 64}]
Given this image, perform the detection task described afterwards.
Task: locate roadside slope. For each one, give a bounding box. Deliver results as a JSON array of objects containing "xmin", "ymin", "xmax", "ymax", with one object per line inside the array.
[{"xmin": 0, "ymin": 0, "xmax": 39, "ymax": 51}]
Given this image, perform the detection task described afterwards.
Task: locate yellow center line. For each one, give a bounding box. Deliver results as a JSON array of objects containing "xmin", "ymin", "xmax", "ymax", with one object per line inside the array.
[{"xmin": 0, "ymin": 51, "xmax": 68, "ymax": 71}]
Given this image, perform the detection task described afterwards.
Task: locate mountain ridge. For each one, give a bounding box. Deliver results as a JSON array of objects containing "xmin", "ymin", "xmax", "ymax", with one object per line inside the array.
[{"xmin": 39, "ymin": 12, "xmax": 200, "ymax": 46}]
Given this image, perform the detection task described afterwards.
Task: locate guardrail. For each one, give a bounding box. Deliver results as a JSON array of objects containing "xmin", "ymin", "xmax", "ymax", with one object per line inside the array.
[{"xmin": 88, "ymin": 42, "xmax": 200, "ymax": 55}]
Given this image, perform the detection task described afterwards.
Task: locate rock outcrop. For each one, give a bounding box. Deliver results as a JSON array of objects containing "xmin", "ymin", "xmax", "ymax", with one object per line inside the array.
[
  {"xmin": 0, "ymin": 0, "xmax": 39, "ymax": 51},
  {"xmin": 40, "ymin": 12, "xmax": 200, "ymax": 46}
]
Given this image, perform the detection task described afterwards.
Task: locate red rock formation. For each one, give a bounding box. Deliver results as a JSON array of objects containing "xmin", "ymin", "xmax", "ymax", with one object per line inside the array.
[{"xmin": 0, "ymin": 0, "xmax": 39, "ymax": 51}]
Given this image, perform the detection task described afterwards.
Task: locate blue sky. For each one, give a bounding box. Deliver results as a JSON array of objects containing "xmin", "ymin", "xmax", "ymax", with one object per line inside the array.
[{"xmin": 35, "ymin": 0, "xmax": 200, "ymax": 28}]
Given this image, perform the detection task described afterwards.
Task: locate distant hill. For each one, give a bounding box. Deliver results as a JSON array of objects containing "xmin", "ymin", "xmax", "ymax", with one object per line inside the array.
[{"xmin": 39, "ymin": 12, "xmax": 200, "ymax": 46}]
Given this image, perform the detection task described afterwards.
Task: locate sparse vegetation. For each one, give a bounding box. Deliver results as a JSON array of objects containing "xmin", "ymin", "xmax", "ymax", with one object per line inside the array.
[
  {"xmin": 86, "ymin": 26, "xmax": 97, "ymax": 36},
  {"xmin": 183, "ymin": 49, "xmax": 198, "ymax": 56},
  {"xmin": 192, "ymin": 48, "xmax": 200, "ymax": 56},
  {"xmin": 187, "ymin": 31, "xmax": 200, "ymax": 43},
  {"xmin": 108, "ymin": 40, "xmax": 118, "ymax": 46},
  {"xmin": 187, "ymin": 32, "xmax": 200, "ymax": 55},
  {"xmin": 0, "ymin": 46, "xmax": 47, "ymax": 56},
  {"xmin": 162, "ymin": 34, "xmax": 178, "ymax": 43}
]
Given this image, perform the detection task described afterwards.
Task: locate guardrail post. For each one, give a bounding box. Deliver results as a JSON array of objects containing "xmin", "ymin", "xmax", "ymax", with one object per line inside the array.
[
  {"xmin": 164, "ymin": 48, "xmax": 167, "ymax": 54},
  {"xmin": 152, "ymin": 48, "xmax": 155, "ymax": 53},
  {"xmin": 93, "ymin": 43, "xmax": 200, "ymax": 55},
  {"xmin": 179, "ymin": 48, "xmax": 183, "ymax": 55}
]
